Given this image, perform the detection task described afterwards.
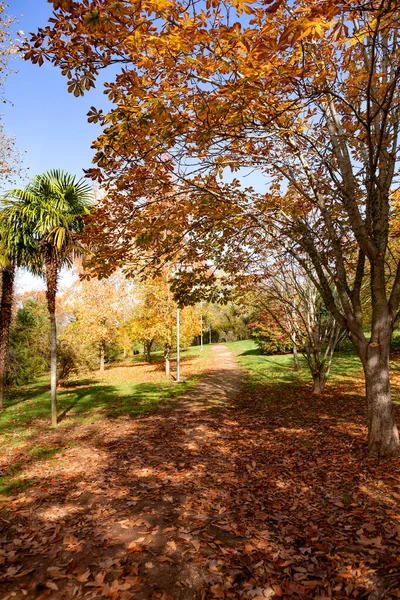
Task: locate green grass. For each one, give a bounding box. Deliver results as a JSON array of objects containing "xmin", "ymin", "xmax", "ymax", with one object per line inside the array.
[
  {"xmin": 0, "ymin": 345, "xmax": 212, "ymax": 495},
  {"xmin": 0, "ymin": 445, "xmax": 65, "ymax": 496},
  {"xmin": 227, "ymin": 339, "xmax": 400, "ymax": 405},
  {"xmin": 227, "ymin": 339, "xmax": 364, "ymax": 390}
]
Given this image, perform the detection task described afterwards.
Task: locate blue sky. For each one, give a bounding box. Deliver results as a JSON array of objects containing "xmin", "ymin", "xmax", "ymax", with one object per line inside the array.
[
  {"xmin": 5, "ymin": 1, "xmax": 109, "ymax": 291},
  {"xmin": 5, "ymin": 1, "xmax": 269, "ymax": 191},
  {"xmin": 5, "ymin": 1, "xmax": 269, "ymax": 291},
  {"xmin": 3, "ymin": 0, "xmax": 106, "ymax": 188}
]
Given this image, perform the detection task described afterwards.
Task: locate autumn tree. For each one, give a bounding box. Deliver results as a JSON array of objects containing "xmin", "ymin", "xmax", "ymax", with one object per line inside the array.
[
  {"xmin": 126, "ymin": 275, "xmax": 201, "ymax": 375},
  {"xmin": 29, "ymin": 0, "xmax": 400, "ymax": 455},
  {"xmin": 206, "ymin": 302, "xmax": 250, "ymax": 344},
  {"xmin": 249, "ymin": 309, "xmax": 293, "ymax": 357},
  {"xmin": 251, "ymin": 261, "xmax": 345, "ymax": 393},
  {"xmin": 126, "ymin": 278, "xmax": 167, "ymax": 364},
  {"xmin": 62, "ymin": 273, "xmax": 129, "ymax": 373}
]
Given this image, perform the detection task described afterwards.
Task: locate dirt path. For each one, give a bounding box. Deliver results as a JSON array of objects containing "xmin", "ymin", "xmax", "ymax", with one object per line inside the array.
[
  {"xmin": 1, "ymin": 345, "xmax": 400, "ymax": 599},
  {"xmin": 1, "ymin": 345, "xmax": 248, "ymax": 600},
  {"xmin": 174, "ymin": 343, "xmax": 244, "ymax": 410}
]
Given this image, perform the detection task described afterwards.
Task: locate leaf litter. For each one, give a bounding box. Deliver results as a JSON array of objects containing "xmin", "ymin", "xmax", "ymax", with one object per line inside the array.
[{"xmin": 0, "ymin": 345, "xmax": 399, "ymax": 599}]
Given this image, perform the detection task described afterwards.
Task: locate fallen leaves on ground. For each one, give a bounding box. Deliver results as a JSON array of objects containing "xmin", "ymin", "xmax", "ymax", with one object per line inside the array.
[{"xmin": 0, "ymin": 352, "xmax": 399, "ymax": 599}]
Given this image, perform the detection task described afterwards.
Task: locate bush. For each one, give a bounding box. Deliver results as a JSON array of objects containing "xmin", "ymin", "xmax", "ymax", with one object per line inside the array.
[
  {"xmin": 6, "ymin": 298, "xmax": 50, "ymax": 385},
  {"xmin": 253, "ymin": 333, "xmax": 292, "ymax": 355},
  {"xmin": 249, "ymin": 317, "xmax": 292, "ymax": 355},
  {"xmin": 57, "ymin": 335, "xmax": 100, "ymax": 383}
]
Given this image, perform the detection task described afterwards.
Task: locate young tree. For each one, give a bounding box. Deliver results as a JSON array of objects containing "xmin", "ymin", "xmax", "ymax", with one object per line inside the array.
[
  {"xmin": 29, "ymin": 1, "xmax": 400, "ymax": 455},
  {"xmin": 252, "ymin": 262, "xmax": 345, "ymax": 393},
  {"xmin": 126, "ymin": 278, "xmax": 165, "ymax": 364},
  {"xmin": 126, "ymin": 275, "xmax": 201, "ymax": 375},
  {"xmin": 62, "ymin": 273, "xmax": 128, "ymax": 373},
  {"xmin": 2, "ymin": 171, "xmax": 92, "ymax": 425}
]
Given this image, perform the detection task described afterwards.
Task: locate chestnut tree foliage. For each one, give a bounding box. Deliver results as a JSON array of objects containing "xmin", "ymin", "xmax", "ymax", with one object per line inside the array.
[{"xmin": 28, "ymin": 0, "xmax": 400, "ymax": 455}]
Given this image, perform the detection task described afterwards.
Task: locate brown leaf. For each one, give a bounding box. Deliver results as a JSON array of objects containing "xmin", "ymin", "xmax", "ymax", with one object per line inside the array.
[
  {"xmin": 127, "ymin": 542, "xmax": 145, "ymax": 553},
  {"xmin": 46, "ymin": 567, "xmax": 67, "ymax": 579},
  {"xmin": 46, "ymin": 581, "xmax": 59, "ymax": 591},
  {"xmin": 76, "ymin": 569, "xmax": 90, "ymax": 582}
]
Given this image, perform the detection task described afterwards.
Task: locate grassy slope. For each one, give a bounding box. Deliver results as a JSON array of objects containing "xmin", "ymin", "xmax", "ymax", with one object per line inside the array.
[{"xmin": 0, "ymin": 345, "xmax": 212, "ymax": 495}]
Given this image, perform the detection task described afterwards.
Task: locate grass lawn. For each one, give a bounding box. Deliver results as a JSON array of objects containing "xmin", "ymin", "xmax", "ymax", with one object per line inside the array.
[
  {"xmin": 0, "ymin": 344, "xmax": 212, "ymax": 495},
  {"xmin": 227, "ymin": 339, "xmax": 363, "ymax": 385},
  {"xmin": 227, "ymin": 338, "xmax": 400, "ymax": 403}
]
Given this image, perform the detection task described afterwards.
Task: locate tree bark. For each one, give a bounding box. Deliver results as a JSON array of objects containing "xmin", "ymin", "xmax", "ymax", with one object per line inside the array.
[
  {"xmin": 360, "ymin": 340, "xmax": 399, "ymax": 456},
  {"xmin": 44, "ymin": 254, "xmax": 59, "ymax": 428},
  {"xmin": 100, "ymin": 339, "xmax": 105, "ymax": 373},
  {"xmin": 144, "ymin": 339, "xmax": 153, "ymax": 363},
  {"xmin": 49, "ymin": 296, "xmax": 58, "ymax": 427},
  {"xmin": 0, "ymin": 266, "xmax": 15, "ymax": 409},
  {"xmin": 164, "ymin": 343, "xmax": 171, "ymax": 377},
  {"xmin": 292, "ymin": 339, "xmax": 300, "ymax": 370},
  {"xmin": 312, "ymin": 370, "xmax": 326, "ymax": 394}
]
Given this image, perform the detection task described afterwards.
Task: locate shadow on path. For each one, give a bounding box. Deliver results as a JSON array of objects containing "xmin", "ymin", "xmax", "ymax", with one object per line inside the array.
[{"xmin": 0, "ymin": 345, "xmax": 399, "ymax": 600}]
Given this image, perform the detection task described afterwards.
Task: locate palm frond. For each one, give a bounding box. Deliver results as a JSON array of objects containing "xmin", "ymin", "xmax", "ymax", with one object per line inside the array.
[{"xmin": 0, "ymin": 169, "xmax": 93, "ymax": 274}]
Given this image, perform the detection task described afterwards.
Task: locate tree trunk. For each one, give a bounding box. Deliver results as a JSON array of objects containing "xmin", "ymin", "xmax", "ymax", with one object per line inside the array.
[
  {"xmin": 312, "ymin": 370, "xmax": 326, "ymax": 394},
  {"xmin": 164, "ymin": 343, "xmax": 171, "ymax": 377},
  {"xmin": 292, "ymin": 340, "xmax": 300, "ymax": 370},
  {"xmin": 49, "ymin": 297, "xmax": 58, "ymax": 427},
  {"xmin": 0, "ymin": 266, "xmax": 15, "ymax": 409},
  {"xmin": 361, "ymin": 340, "xmax": 399, "ymax": 456},
  {"xmin": 100, "ymin": 339, "xmax": 105, "ymax": 373},
  {"xmin": 144, "ymin": 339, "xmax": 153, "ymax": 363},
  {"xmin": 123, "ymin": 347, "xmax": 127, "ymax": 358},
  {"xmin": 44, "ymin": 254, "xmax": 59, "ymax": 428}
]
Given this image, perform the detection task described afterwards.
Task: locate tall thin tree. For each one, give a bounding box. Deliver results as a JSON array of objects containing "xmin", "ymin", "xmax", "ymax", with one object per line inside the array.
[
  {"xmin": 0, "ymin": 215, "xmax": 42, "ymax": 408},
  {"xmin": 2, "ymin": 170, "xmax": 92, "ymax": 425}
]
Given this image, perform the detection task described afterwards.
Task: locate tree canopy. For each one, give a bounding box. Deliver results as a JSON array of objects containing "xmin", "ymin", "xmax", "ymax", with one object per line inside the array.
[{"xmin": 26, "ymin": 0, "xmax": 400, "ymax": 454}]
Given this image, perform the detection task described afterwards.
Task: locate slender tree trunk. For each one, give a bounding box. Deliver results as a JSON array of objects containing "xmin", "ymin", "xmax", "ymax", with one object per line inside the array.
[
  {"xmin": 100, "ymin": 339, "xmax": 105, "ymax": 373},
  {"xmin": 44, "ymin": 254, "xmax": 59, "ymax": 428},
  {"xmin": 292, "ymin": 339, "xmax": 300, "ymax": 370},
  {"xmin": 123, "ymin": 347, "xmax": 127, "ymax": 358},
  {"xmin": 49, "ymin": 307, "xmax": 58, "ymax": 426},
  {"xmin": 303, "ymin": 348, "xmax": 326, "ymax": 394},
  {"xmin": 164, "ymin": 343, "xmax": 171, "ymax": 377},
  {"xmin": 0, "ymin": 266, "xmax": 15, "ymax": 409},
  {"xmin": 49, "ymin": 297, "xmax": 58, "ymax": 427},
  {"xmin": 359, "ymin": 338, "xmax": 399, "ymax": 456}
]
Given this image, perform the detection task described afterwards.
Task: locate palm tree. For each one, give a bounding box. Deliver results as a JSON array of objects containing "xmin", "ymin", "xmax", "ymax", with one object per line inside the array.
[
  {"xmin": 0, "ymin": 214, "xmax": 42, "ymax": 409},
  {"xmin": 2, "ymin": 170, "xmax": 92, "ymax": 425}
]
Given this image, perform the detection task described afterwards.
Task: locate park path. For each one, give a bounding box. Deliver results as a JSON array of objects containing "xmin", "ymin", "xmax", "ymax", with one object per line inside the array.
[
  {"xmin": 175, "ymin": 343, "xmax": 245, "ymax": 411},
  {"xmin": 1, "ymin": 344, "xmax": 251, "ymax": 600},
  {"xmin": 2, "ymin": 345, "xmax": 399, "ymax": 600}
]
